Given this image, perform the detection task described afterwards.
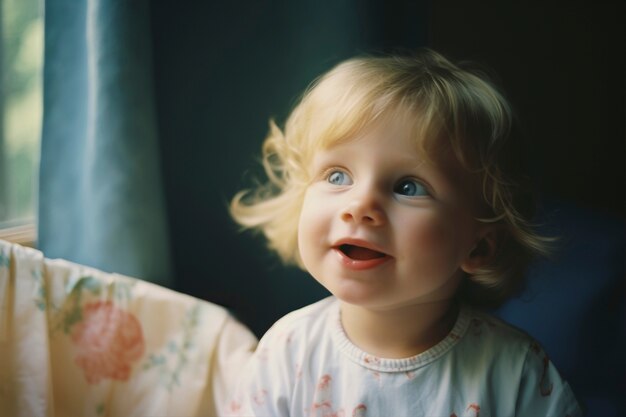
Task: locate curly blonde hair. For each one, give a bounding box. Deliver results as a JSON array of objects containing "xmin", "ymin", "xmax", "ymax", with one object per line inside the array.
[{"xmin": 230, "ymin": 49, "xmax": 552, "ymax": 309}]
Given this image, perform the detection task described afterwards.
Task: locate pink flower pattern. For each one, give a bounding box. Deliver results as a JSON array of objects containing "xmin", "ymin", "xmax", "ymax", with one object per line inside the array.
[
  {"xmin": 449, "ymin": 402, "xmax": 481, "ymax": 417},
  {"xmin": 530, "ymin": 341, "xmax": 554, "ymax": 396},
  {"xmin": 228, "ymin": 400, "xmax": 242, "ymax": 414},
  {"xmin": 71, "ymin": 301, "xmax": 145, "ymax": 384},
  {"xmin": 466, "ymin": 402, "xmax": 480, "ymax": 417},
  {"xmin": 305, "ymin": 374, "xmax": 368, "ymax": 417}
]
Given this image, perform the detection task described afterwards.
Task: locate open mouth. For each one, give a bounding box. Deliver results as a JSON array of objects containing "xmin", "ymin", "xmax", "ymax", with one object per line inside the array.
[{"xmin": 338, "ymin": 244, "xmax": 387, "ymax": 261}]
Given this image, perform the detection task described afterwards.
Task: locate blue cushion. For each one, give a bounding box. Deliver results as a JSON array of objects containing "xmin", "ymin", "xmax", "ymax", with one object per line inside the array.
[{"xmin": 492, "ymin": 199, "xmax": 625, "ymax": 417}]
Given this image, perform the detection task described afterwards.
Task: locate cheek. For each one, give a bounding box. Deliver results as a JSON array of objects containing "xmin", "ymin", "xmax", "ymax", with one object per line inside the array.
[
  {"xmin": 297, "ymin": 190, "xmax": 332, "ymax": 264},
  {"xmin": 398, "ymin": 210, "xmax": 469, "ymax": 264}
]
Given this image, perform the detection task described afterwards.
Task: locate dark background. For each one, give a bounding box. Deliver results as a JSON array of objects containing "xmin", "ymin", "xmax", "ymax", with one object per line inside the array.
[{"xmin": 149, "ymin": 1, "xmax": 624, "ymax": 336}]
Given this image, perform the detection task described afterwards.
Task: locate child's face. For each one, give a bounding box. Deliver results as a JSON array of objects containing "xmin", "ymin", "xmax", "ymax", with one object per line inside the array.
[{"xmin": 297, "ymin": 124, "xmax": 487, "ymax": 311}]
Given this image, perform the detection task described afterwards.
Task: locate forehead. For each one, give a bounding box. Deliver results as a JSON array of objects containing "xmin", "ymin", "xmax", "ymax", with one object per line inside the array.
[
  {"xmin": 314, "ymin": 133, "xmax": 426, "ymax": 174},
  {"xmin": 317, "ymin": 110, "xmax": 442, "ymax": 165},
  {"xmin": 317, "ymin": 119, "xmax": 450, "ymax": 172}
]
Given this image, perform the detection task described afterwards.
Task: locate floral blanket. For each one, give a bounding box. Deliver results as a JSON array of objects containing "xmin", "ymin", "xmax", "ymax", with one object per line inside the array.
[{"xmin": 0, "ymin": 239, "xmax": 257, "ymax": 417}]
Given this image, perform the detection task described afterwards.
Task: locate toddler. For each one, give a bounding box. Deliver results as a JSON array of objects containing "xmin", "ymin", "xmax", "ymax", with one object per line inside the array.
[{"xmin": 226, "ymin": 49, "xmax": 583, "ymax": 417}]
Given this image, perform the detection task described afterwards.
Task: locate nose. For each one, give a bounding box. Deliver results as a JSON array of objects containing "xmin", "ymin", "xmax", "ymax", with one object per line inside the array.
[{"xmin": 340, "ymin": 188, "xmax": 387, "ymax": 226}]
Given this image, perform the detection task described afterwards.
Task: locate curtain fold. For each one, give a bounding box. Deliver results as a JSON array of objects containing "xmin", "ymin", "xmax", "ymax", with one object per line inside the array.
[{"xmin": 38, "ymin": 0, "xmax": 171, "ymax": 285}]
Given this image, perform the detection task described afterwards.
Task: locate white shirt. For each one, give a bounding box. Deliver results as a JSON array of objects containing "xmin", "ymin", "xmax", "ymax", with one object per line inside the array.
[{"xmin": 226, "ymin": 296, "xmax": 583, "ymax": 417}]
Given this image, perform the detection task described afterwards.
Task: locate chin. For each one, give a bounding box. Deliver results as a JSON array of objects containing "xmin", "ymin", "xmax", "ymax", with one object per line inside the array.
[
  {"xmin": 327, "ymin": 283, "xmax": 390, "ymax": 309},
  {"xmin": 332, "ymin": 283, "xmax": 457, "ymax": 311}
]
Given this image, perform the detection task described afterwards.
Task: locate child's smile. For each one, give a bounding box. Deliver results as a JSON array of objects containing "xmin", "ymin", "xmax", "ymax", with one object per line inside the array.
[
  {"xmin": 297, "ymin": 124, "xmax": 487, "ymax": 311},
  {"xmin": 332, "ymin": 238, "xmax": 392, "ymax": 270}
]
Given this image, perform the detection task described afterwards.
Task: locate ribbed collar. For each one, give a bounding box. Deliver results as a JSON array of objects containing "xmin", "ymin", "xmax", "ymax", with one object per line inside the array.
[{"xmin": 329, "ymin": 299, "xmax": 471, "ymax": 373}]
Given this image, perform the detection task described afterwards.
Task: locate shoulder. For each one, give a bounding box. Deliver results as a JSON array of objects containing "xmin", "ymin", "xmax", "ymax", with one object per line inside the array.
[
  {"xmin": 225, "ymin": 297, "xmax": 337, "ymax": 416},
  {"xmin": 244, "ymin": 296, "xmax": 337, "ymax": 370},
  {"xmin": 270, "ymin": 295, "xmax": 336, "ymax": 327},
  {"xmin": 457, "ymin": 307, "xmax": 584, "ymax": 416},
  {"xmin": 448, "ymin": 307, "xmax": 538, "ymax": 392},
  {"xmin": 258, "ymin": 296, "xmax": 337, "ymax": 346},
  {"xmin": 453, "ymin": 307, "xmax": 544, "ymax": 388},
  {"xmin": 460, "ymin": 307, "xmax": 539, "ymax": 357}
]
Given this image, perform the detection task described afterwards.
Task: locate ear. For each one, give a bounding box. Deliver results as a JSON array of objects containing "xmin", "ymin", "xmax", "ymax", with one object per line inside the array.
[{"xmin": 461, "ymin": 226, "xmax": 499, "ymax": 274}]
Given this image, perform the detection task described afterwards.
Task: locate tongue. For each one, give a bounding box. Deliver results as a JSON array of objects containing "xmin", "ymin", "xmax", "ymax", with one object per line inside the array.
[{"xmin": 343, "ymin": 245, "xmax": 385, "ymax": 260}]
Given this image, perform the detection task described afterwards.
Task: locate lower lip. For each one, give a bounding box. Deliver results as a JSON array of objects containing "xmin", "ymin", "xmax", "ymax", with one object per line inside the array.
[{"xmin": 332, "ymin": 248, "xmax": 392, "ymax": 271}]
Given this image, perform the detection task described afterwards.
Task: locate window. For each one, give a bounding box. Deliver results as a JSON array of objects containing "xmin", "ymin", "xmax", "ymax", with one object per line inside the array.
[{"xmin": 0, "ymin": 0, "xmax": 43, "ymax": 246}]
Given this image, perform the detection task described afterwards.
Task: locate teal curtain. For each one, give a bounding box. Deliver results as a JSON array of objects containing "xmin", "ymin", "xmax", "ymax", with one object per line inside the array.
[{"xmin": 38, "ymin": 0, "xmax": 171, "ymax": 285}]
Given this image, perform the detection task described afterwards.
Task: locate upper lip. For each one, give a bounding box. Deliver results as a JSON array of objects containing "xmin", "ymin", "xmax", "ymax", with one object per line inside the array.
[{"xmin": 331, "ymin": 238, "xmax": 391, "ymax": 257}]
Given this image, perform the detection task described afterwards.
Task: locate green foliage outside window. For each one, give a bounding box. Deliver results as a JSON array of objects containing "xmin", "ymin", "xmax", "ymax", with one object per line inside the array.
[{"xmin": 0, "ymin": 0, "xmax": 43, "ymax": 227}]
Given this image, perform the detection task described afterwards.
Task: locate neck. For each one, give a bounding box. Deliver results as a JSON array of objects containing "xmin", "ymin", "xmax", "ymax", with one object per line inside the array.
[{"xmin": 339, "ymin": 298, "xmax": 460, "ymax": 359}]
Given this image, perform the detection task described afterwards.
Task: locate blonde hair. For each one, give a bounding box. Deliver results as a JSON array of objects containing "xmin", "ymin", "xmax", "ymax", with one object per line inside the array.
[{"xmin": 230, "ymin": 49, "xmax": 552, "ymax": 309}]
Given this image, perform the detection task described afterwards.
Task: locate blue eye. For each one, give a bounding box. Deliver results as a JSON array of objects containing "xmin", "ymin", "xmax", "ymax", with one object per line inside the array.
[
  {"xmin": 327, "ymin": 170, "xmax": 352, "ymax": 186},
  {"xmin": 394, "ymin": 179, "xmax": 428, "ymax": 197}
]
